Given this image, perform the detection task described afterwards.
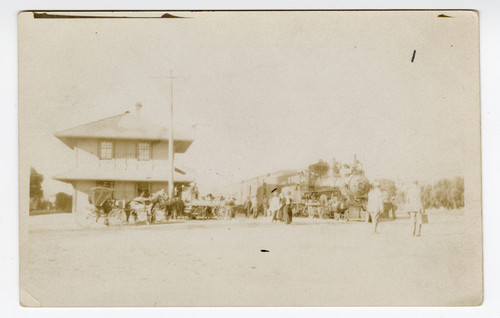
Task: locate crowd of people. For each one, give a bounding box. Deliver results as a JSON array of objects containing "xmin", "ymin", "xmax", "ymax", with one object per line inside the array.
[
  {"xmin": 365, "ymin": 180, "xmax": 424, "ymax": 236},
  {"xmin": 215, "ymin": 179, "xmax": 425, "ymax": 237},
  {"xmin": 213, "ymin": 190, "xmax": 294, "ymax": 224},
  {"xmin": 135, "ymin": 179, "xmax": 426, "ymax": 236},
  {"xmin": 219, "ymin": 189, "xmax": 352, "ymax": 225},
  {"xmin": 268, "ymin": 190, "xmax": 293, "ymax": 224}
]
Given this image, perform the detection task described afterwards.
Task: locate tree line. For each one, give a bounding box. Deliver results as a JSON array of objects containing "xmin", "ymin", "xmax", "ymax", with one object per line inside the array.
[
  {"xmin": 30, "ymin": 167, "xmax": 72, "ymax": 212},
  {"xmin": 378, "ymin": 176, "xmax": 464, "ymax": 210},
  {"xmin": 420, "ymin": 177, "xmax": 464, "ymax": 209}
]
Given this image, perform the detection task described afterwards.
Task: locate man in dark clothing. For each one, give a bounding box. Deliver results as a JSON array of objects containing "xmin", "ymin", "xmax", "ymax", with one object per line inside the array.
[
  {"xmin": 283, "ymin": 191, "xmax": 293, "ymax": 224},
  {"xmin": 251, "ymin": 196, "xmax": 258, "ymax": 219},
  {"xmin": 243, "ymin": 197, "xmax": 252, "ymax": 218}
]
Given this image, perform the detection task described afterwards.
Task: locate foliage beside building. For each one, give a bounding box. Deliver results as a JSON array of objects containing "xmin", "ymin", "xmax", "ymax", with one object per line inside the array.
[{"xmin": 421, "ymin": 177, "xmax": 464, "ymax": 210}]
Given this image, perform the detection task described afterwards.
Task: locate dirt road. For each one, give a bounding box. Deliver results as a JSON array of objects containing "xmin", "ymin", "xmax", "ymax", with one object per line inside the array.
[{"xmin": 21, "ymin": 210, "xmax": 482, "ymax": 307}]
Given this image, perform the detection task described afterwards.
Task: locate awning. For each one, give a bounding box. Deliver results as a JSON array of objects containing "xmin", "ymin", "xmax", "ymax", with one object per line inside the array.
[{"xmin": 53, "ymin": 166, "xmax": 194, "ymax": 183}]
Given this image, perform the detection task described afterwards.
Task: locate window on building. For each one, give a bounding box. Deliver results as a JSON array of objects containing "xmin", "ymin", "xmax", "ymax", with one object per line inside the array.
[
  {"xmin": 137, "ymin": 142, "xmax": 151, "ymax": 161},
  {"xmin": 99, "ymin": 140, "xmax": 113, "ymax": 160},
  {"xmin": 96, "ymin": 180, "xmax": 114, "ymax": 188},
  {"xmin": 137, "ymin": 182, "xmax": 151, "ymax": 197}
]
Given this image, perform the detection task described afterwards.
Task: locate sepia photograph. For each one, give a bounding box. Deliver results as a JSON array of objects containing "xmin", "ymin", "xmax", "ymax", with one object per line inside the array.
[{"xmin": 18, "ymin": 10, "xmax": 482, "ymax": 307}]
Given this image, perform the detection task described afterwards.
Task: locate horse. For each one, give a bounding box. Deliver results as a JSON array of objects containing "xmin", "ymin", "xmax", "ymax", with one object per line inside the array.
[
  {"xmin": 125, "ymin": 189, "xmax": 168, "ymax": 224},
  {"xmin": 148, "ymin": 189, "xmax": 168, "ymax": 223},
  {"xmin": 163, "ymin": 197, "xmax": 175, "ymax": 220},
  {"xmin": 164, "ymin": 197, "xmax": 186, "ymax": 220}
]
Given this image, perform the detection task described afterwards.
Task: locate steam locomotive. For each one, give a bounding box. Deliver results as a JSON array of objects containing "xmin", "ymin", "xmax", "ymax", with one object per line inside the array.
[
  {"xmin": 212, "ymin": 155, "xmax": 373, "ymax": 219},
  {"xmin": 279, "ymin": 155, "xmax": 371, "ymax": 219}
]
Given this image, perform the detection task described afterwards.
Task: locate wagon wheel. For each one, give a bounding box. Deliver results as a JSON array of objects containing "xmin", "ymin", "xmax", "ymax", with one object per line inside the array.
[
  {"xmin": 212, "ymin": 206, "xmax": 224, "ymax": 219},
  {"xmin": 211, "ymin": 206, "xmax": 218, "ymax": 218},
  {"xmin": 221, "ymin": 206, "xmax": 229, "ymax": 219},
  {"xmin": 108, "ymin": 208, "xmax": 127, "ymax": 226},
  {"xmin": 218, "ymin": 206, "xmax": 227, "ymax": 219},
  {"xmin": 77, "ymin": 207, "xmax": 100, "ymax": 227},
  {"xmin": 152, "ymin": 205, "xmax": 166, "ymax": 223},
  {"xmin": 127, "ymin": 209, "xmax": 139, "ymax": 224},
  {"xmin": 134, "ymin": 206, "xmax": 148, "ymax": 223}
]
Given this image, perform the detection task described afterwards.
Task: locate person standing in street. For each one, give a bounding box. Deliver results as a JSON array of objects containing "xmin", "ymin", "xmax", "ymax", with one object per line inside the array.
[
  {"xmin": 264, "ymin": 196, "xmax": 269, "ymax": 217},
  {"xmin": 407, "ymin": 180, "xmax": 423, "ymax": 237},
  {"xmin": 223, "ymin": 196, "xmax": 232, "ymax": 221},
  {"xmin": 270, "ymin": 191, "xmax": 281, "ymax": 222},
  {"xmin": 283, "ymin": 191, "xmax": 293, "ymax": 224},
  {"xmin": 251, "ymin": 196, "xmax": 258, "ymax": 219},
  {"xmin": 243, "ymin": 197, "xmax": 252, "ymax": 218},
  {"xmin": 230, "ymin": 197, "xmax": 236, "ymax": 219},
  {"xmin": 319, "ymin": 193, "xmax": 328, "ymax": 219},
  {"xmin": 366, "ymin": 181, "xmax": 384, "ymax": 233},
  {"xmin": 278, "ymin": 192, "xmax": 285, "ymax": 222}
]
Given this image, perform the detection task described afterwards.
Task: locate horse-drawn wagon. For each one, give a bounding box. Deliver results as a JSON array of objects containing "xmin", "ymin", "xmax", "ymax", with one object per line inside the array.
[
  {"xmin": 184, "ymin": 199, "xmax": 226, "ymax": 219},
  {"xmin": 84, "ymin": 188, "xmax": 182, "ymax": 226},
  {"xmin": 127, "ymin": 189, "xmax": 186, "ymax": 224},
  {"xmin": 85, "ymin": 187, "xmax": 127, "ymax": 226}
]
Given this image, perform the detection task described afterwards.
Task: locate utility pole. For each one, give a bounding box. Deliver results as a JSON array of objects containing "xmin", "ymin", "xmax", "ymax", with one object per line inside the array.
[
  {"xmin": 169, "ymin": 71, "xmax": 175, "ymax": 199},
  {"xmin": 151, "ymin": 70, "xmax": 179, "ymax": 199}
]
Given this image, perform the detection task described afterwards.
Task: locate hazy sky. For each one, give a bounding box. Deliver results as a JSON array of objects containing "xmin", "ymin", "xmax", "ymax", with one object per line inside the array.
[{"xmin": 18, "ymin": 11, "xmax": 479, "ymax": 196}]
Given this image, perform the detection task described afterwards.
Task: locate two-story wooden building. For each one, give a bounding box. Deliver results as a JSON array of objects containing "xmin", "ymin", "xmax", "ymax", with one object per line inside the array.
[{"xmin": 53, "ymin": 104, "xmax": 194, "ymax": 214}]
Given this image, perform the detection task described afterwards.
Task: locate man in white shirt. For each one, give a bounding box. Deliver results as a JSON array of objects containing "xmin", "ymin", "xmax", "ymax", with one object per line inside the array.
[
  {"xmin": 407, "ymin": 181, "xmax": 423, "ymax": 237},
  {"xmin": 270, "ymin": 192, "xmax": 281, "ymax": 222},
  {"xmin": 366, "ymin": 181, "xmax": 384, "ymax": 233}
]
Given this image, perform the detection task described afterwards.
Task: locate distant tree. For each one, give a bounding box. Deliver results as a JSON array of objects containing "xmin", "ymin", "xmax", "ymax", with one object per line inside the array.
[
  {"xmin": 421, "ymin": 184, "xmax": 433, "ymax": 209},
  {"xmin": 419, "ymin": 177, "xmax": 464, "ymax": 210},
  {"xmin": 449, "ymin": 176, "xmax": 464, "ymax": 209},
  {"xmin": 55, "ymin": 192, "xmax": 73, "ymax": 211},
  {"xmin": 395, "ymin": 189, "xmax": 407, "ymax": 209},
  {"xmin": 37, "ymin": 199, "xmax": 49, "ymax": 211},
  {"xmin": 377, "ymin": 179, "xmax": 397, "ymax": 198},
  {"xmin": 30, "ymin": 167, "xmax": 44, "ymax": 211}
]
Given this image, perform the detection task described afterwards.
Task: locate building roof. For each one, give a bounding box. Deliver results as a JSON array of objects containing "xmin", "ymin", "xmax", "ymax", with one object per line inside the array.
[
  {"xmin": 54, "ymin": 111, "xmax": 194, "ymax": 153},
  {"xmin": 243, "ymin": 169, "xmax": 299, "ymax": 182},
  {"xmin": 53, "ymin": 166, "xmax": 194, "ymax": 183},
  {"xmin": 210, "ymin": 169, "xmax": 299, "ymax": 196}
]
